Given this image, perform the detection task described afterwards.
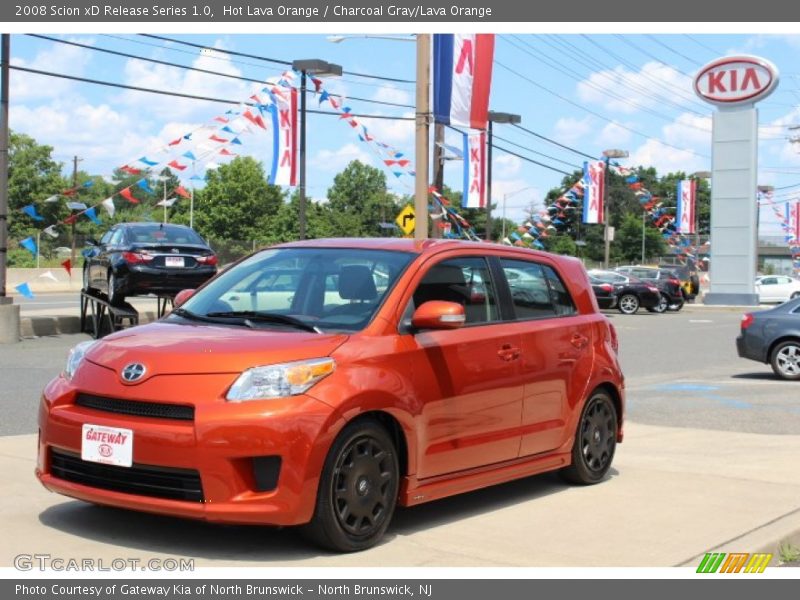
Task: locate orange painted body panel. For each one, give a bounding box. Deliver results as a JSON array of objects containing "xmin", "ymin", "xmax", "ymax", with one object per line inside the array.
[{"xmin": 37, "ymin": 239, "xmax": 624, "ymax": 527}]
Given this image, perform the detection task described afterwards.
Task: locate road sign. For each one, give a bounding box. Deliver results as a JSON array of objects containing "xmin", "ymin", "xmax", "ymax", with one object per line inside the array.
[{"xmin": 396, "ymin": 205, "xmax": 415, "ymax": 235}]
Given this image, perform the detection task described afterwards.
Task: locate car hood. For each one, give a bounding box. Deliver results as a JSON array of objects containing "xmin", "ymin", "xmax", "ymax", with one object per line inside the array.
[{"xmin": 84, "ymin": 321, "xmax": 349, "ymax": 378}]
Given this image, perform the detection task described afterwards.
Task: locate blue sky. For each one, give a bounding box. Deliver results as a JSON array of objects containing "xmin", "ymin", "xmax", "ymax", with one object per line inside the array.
[{"xmin": 9, "ymin": 33, "xmax": 800, "ymax": 234}]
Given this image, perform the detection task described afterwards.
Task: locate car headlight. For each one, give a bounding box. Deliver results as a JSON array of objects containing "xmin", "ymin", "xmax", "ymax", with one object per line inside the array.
[
  {"xmin": 226, "ymin": 358, "xmax": 335, "ymax": 402},
  {"xmin": 64, "ymin": 340, "xmax": 97, "ymax": 380}
]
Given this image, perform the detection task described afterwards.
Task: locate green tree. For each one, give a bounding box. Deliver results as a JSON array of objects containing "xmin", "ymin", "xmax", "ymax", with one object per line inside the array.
[
  {"xmin": 327, "ymin": 161, "xmax": 399, "ymax": 237},
  {"xmin": 615, "ymin": 213, "xmax": 666, "ymax": 263},
  {"xmin": 192, "ymin": 157, "xmax": 284, "ymax": 244}
]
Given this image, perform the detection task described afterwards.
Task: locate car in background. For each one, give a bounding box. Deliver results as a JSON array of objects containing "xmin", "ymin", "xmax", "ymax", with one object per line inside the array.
[
  {"xmin": 39, "ymin": 239, "xmax": 625, "ymax": 552},
  {"xmin": 615, "ymin": 265, "xmax": 685, "ymax": 312},
  {"xmin": 588, "ymin": 269, "xmax": 661, "ymax": 315},
  {"xmin": 657, "ymin": 262, "xmax": 700, "ymax": 301},
  {"xmin": 754, "ymin": 275, "xmax": 800, "ymax": 304},
  {"xmin": 83, "ymin": 223, "xmax": 218, "ymax": 305},
  {"xmin": 588, "ymin": 276, "xmax": 617, "ymax": 310},
  {"xmin": 737, "ymin": 296, "xmax": 800, "ymax": 380}
]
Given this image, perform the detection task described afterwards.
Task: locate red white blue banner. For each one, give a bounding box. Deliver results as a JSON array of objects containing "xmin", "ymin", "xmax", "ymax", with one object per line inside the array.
[
  {"xmin": 463, "ymin": 132, "xmax": 486, "ymax": 208},
  {"xmin": 582, "ymin": 161, "xmax": 605, "ymax": 224},
  {"xmin": 270, "ymin": 87, "xmax": 298, "ymax": 186},
  {"xmin": 793, "ymin": 201, "xmax": 800, "ymax": 243},
  {"xmin": 433, "ymin": 34, "xmax": 495, "ymax": 129},
  {"xmin": 676, "ymin": 179, "xmax": 696, "ymax": 234}
]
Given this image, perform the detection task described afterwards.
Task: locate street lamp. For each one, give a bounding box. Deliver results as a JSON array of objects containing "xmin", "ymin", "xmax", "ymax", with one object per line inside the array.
[
  {"xmin": 486, "ymin": 111, "xmax": 522, "ymax": 241},
  {"xmin": 501, "ymin": 186, "xmax": 535, "ymax": 240},
  {"xmin": 291, "ymin": 59, "xmax": 343, "ymax": 240},
  {"xmin": 601, "ymin": 148, "xmax": 629, "ymax": 268}
]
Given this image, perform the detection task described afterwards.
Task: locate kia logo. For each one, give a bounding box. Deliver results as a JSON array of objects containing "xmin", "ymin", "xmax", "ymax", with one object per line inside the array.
[
  {"xmin": 694, "ymin": 55, "xmax": 779, "ymax": 106},
  {"xmin": 99, "ymin": 444, "xmax": 113, "ymax": 457},
  {"xmin": 121, "ymin": 363, "xmax": 147, "ymax": 383}
]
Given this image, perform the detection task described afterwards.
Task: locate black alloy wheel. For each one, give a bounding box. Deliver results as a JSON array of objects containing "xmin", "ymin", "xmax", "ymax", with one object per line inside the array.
[
  {"xmin": 107, "ymin": 271, "xmax": 125, "ymax": 306},
  {"xmin": 304, "ymin": 419, "xmax": 399, "ymax": 552},
  {"xmin": 561, "ymin": 391, "xmax": 618, "ymax": 485},
  {"xmin": 647, "ymin": 293, "xmax": 668, "ymax": 314}
]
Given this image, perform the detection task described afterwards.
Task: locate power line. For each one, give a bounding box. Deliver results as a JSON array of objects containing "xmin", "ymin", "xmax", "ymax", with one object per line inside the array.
[
  {"xmin": 511, "ymin": 124, "xmax": 597, "ymax": 160},
  {"xmin": 27, "ymin": 34, "xmax": 415, "ymax": 110},
  {"xmin": 9, "ymin": 64, "xmax": 415, "ymax": 121},
  {"xmin": 644, "ymin": 35, "xmax": 699, "ymax": 66},
  {"xmin": 490, "ymin": 133, "xmax": 581, "ymax": 168},
  {"xmin": 683, "ymin": 35, "xmax": 721, "ymax": 57},
  {"xmin": 140, "ymin": 34, "xmax": 416, "ymax": 85},
  {"xmin": 494, "ymin": 59, "xmax": 711, "ymax": 159}
]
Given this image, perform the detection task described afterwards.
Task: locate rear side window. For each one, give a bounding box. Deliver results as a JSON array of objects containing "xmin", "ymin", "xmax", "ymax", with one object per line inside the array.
[
  {"xmin": 542, "ymin": 265, "xmax": 577, "ymax": 316},
  {"xmin": 499, "ymin": 259, "xmax": 553, "ymax": 319}
]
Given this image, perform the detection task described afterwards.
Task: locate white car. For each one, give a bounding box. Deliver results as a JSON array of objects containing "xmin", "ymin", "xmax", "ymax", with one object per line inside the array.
[{"xmin": 755, "ymin": 275, "xmax": 800, "ymax": 303}]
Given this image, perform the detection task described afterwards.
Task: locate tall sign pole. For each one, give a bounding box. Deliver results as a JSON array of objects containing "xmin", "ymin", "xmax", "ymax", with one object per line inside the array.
[{"xmin": 694, "ymin": 55, "xmax": 779, "ymax": 306}]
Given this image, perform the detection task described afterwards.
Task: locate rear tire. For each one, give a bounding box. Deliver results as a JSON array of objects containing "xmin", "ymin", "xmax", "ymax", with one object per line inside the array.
[
  {"xmin": 770, "ymin": 340, "xmax": 800, "ymax": 380},
  {"xmin": 560, "ymin": 390, "xmax": 618, "ymax": 485},
  {"xmin": 107, "ymin": 271, "xmax": 125, "ymax": 306},
  {"xmin": 791, "ymin": 292, "xmax": 800, "ymax": 300},
  {"xmin": 617, "ymin": 294, "xmax": 639, "ymax": 315},
  {"xmin": 668, "ymin": 299, "xmax": 684, "ymax": 312},
  {"xmin": 82, "ymin": 266, "xmax": 94, "ymax": 293},
  {"xmin": 302, "ymin": 419, "xmax": 399, "ymax": 552},
  {"xmin": 647, "ymin": 294, "xmax": 668, "ymax": 314}
]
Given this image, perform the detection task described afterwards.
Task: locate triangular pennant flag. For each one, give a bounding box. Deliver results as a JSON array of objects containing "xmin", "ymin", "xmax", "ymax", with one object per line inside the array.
[
  {"xmin": 19, "ymin": 237, "xmax": 37, "ymax": 255},
  {"xmin": 82, "ymin": 180, "xmax": 94, "ymax": 188},
  {"xmin": 14, "ymin": 282, "xmax": 34, "ymax": 299},
  {"xmin": 44, "ymin": 194, "xmax": 59, "ymax": 203},
  {"xmin": 174, "ymin": 185, "xmax": 191, "ymax": 199},
  {"xmin": 43, "ymin": 225, "xmax": 59, "ymax": 238},
  {"xmin": 119, "ymin": 188, "xmax": 138, "ymax": 204},
  {"xmin": 219, "ymin": 148, "xmax": 236, "ymax": 156},
  {"xmin": 22, "ymin": 205, "xmax": 44, "ymax": 221},
  {"xmin": 318, "ymin": 90, "xmax": 330, "ymax": 105},
  {"xmin": 61, "ymin": 259, "xmax": 72, "ymax": 277},
  {"xmin": 230, "ymin": 137, "xmax": 242, "ymax": 145},
  {"xmin": 156, "ymin": 198, "xmax": 177, "ymax": 207},
  {"xmin": 182, "ymin": 151, "xmax": 197, "ymax": 161},
  {"xmin": 137, "ymin": 179, "xmax": 154, "ymax": 193},
  {"xmin": 66, "ymin": 201, "xmax": 87, "ymax": 211},
  {"xmin": 311, "ymin": 77, "xmax": 323, "ymax": 92},
  {"xmin": 168, "ymin": 138, "xmax": 182, "ymax": 146},
  {"xmin": 121, "ymin": 165, "xmax": 142, "ymax": 176},
  {"xmin": 168, "ymin": 160, "xmax": 187, "ymax": 171},
  {"xmin": 101, "ymin": 197, "xmax": 116, "ymax": 217},
  {"xmin": 209, "ymin": 134, "xmax": 228, "ymax": 143},
  {"xmin": 138, "ymin": 156, "xmax": 158, "ymax": 166},
  {"xmin": 85, "ymin": 207, "xmax": 101, "ymax": 225},
  {"xmin": 38, "ymin": 271, "xmax": 58, "ymax": 282},
  {"xmin": 214, "ymin": 116, "xmax": 229, "ymax": 123}
]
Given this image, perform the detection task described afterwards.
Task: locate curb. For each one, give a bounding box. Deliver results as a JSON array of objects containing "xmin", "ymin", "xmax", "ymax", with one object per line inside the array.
[{"xmin": 20, "ymin": 312, "xmax": 160, "ymax": 338}]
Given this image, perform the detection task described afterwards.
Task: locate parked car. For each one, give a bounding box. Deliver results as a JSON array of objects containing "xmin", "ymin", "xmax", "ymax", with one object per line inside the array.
[
  {"xmin": 615, "ymin": 265, "xmax": 685, "ymax": 312},
  {"xmin": 736, "ymin": 296, "xmax": 800, "ymax": 380},
  {"xmin": 38, "ymin": 239, "xmax": 625, "ymax": 552},
  {"xmin": 589, "ymin": 269, "xmax": 661, "ymax": 315},
  {"xmin": 754, "ymin": 275, "xmax": 800, "ymax": 304},
  {"xmin": 82, "ymin": 223, "xmax": 218, "ymax": 305},
  {"xmin": 657, "ymin": 262, "xmax": 700, "ymax": 301},
  {"xmin": 589, "ymin": 277, "xmax": 617, "ymax": 310}
]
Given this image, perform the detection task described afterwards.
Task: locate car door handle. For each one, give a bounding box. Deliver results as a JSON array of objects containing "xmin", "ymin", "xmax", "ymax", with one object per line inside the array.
[
  {"xmin": 570, "ymin": 333, "xmax": 589, "ymax": 349},
  {"xmin": 497, "ymin": 344, "xmax": 521, "ymax": 361}
]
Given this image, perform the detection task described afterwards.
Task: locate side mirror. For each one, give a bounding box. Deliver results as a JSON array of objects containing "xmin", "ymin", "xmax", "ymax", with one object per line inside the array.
[
  {"xmin": 85, "ymin": 238, "xmax": 98, "ymax": 247},
  {"xmin": 411, "ymin": 301, "xmax": 465, "ymax": 331},
  {"xmin": 174, "ymin": 288, "xmax": 196, "ymax": 308}
]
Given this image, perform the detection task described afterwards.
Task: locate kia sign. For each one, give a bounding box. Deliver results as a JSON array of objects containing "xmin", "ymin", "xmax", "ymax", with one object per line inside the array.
[{"xmin": 694, "ymin": 55, "xmax": 779, "ymax": 106}]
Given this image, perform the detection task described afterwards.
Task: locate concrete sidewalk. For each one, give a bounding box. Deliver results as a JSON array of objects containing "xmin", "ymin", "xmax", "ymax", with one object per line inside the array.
[{"xmin": 2, "ymin": 422, "xmax": 799, "ymax": 567}]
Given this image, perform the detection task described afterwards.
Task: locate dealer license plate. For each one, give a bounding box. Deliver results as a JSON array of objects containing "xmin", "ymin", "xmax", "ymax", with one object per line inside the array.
[
  {"xmin": 165, "ymin": 256, "xmax": 185, "ymax": 268},
  {"xmin": 81, "ymin": 424, "xmax": 133, "ymax": 467}
]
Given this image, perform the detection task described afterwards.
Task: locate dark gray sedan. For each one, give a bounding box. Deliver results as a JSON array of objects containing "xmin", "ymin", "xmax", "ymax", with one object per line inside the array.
[{"xmin": 737, "ymin": 296, "xmax": 800, "ymax": 380}]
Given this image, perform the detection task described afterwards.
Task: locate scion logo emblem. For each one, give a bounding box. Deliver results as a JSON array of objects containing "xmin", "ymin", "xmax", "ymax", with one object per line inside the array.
[{"xmin": 121, "ymin": 363, "xmax": 147, "ymax": 383}]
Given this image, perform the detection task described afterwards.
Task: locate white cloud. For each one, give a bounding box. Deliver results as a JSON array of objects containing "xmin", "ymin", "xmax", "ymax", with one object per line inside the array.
[
  {"xmin": 627, "ymin": 138, "xmax": 706, "ymax": 176},
  {"xmin": 493, "ymin": 154, "xmax": 522, "ymax": 178},
  {"xmin": 576, "ymin": 62, "xmax": 697, "ymax": 115},
  {"xmin": 310, "ymin": 143, "xmax": 373, "ymax": 173},
  {"xmin": 595, "ymin": 122, "xmax": 633, "ymax": 148},
  {"xmin": 11, "ymin": 37, "xmax": 94, "ymax": 100},
  {"xmin": 490, "ymin": 179, "xmax": 541, "ymax": 224},
  {"xmin": 553, "ymin": 116, "xmax": 593, "ymax": 146},
  {"xmin": 372, "ymin": 85, "xmax": 412, "ymax": 106}
]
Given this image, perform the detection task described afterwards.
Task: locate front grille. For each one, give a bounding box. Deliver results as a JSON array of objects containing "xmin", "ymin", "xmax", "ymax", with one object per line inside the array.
[
  {"xmin": 75, "ymin": 394, "xmax": 194, "ymax": 421},
  {"xmin": 50, "ymin": 448, "xmax": 203, "ymax": 502}
]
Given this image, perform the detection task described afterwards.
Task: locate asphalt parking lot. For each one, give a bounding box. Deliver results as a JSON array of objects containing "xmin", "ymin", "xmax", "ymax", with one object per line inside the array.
[{"xmin": 1, "ymin": 305, "xmax": 798, "ymax": 567}]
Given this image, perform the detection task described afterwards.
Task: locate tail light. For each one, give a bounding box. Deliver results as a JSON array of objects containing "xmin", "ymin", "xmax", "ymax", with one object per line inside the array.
[
  {"xmin": 196, "ymin": 254, "xmax": 218, "ymax": 266},
  {"xmin": 121, "ymin": 251, "xmax": 155, "ymax": 264},
  {"xmin": 646, "ymin": 285, "xmax": 659, "ymax": 293},
  {"xmin": 741, "ymin": 313, "xmax": 754, "ymax": 331},
  {"xmin": 608, "ymin": 321, "xmax": 619, "ymax": 354},
  {"xmin": 600, "ymin": 283, "xmax": 614, "ymax": 293},
  {"xmin": 669, "ymin": 277, "xmax": 681, "ymax": 286}
]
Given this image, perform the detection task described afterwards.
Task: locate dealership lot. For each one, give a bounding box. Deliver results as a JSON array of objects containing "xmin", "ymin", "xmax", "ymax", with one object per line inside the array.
[{"xmin": 1, "ymin": 306, "xmax": 799, "ymax": 567}]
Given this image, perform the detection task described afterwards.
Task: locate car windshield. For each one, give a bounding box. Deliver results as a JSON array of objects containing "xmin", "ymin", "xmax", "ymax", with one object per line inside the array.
[
  {"xmin": 128, "ymin": 225, "xmax": 206, "ymax": 245},
  {"xmin": 178, "ymin": 247, "xmax": 414, "ymax": 332}
]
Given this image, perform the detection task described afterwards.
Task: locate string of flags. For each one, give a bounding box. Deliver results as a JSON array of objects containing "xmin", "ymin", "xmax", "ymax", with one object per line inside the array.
[{"xmin": 759, "ymin": 190, "xmax": 800, "ymax": 275}]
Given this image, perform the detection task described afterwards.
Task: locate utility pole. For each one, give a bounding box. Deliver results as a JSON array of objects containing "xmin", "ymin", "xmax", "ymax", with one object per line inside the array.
[
  {"xmin": 70, "ymin": 155, "xmax": 82, "ymax": 267},
  {"xmin": 0, "ymin": 33, "xmax": 20, "ymax": 343},
  {"xmin": 414, "ymin": 33, "xmax": 431, "ymax": 240}
]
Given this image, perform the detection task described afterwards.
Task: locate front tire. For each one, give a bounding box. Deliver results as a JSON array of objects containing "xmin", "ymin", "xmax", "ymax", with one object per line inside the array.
[
  {"xmin": 561, "ymin": 390, "xmax": 618, "ymax": 485},
  {"xmin": 82, "ymin": 266, "xmax": 94, "ymax": 293},
  {"xmin": 770, "ymin": 340, "xmax": 800, "ymax": 380},
  {"xmin": 107, "ymin": 271, "xmax": 125, "ymax": 306},
  {"xmin": 617, "ymin": 294, "xmax": 639, "ymax": 315},
  {"xmin": 303, "ymin": 419, "xmax": 399, "ymax": 552}
]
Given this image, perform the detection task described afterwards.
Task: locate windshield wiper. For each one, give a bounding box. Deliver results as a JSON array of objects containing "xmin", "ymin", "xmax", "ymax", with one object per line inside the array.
[
  {"xmin": 171, "ymin": 307, "xmax": 216, "ymax": 323},
  {"xmin": 204, "ymin": 311, "xmax": 322, "ymax": 334}
]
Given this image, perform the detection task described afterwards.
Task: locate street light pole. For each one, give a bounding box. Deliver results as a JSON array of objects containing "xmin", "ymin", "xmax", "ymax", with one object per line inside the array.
[
  {"xmin": 291, "ymin": 59, "xmax": 343, "ymax": 241},
  {"xmin": 501, "ymin": 185, "xmax": 535, "ymax": 240},
  {"xmin": 414, "ymin": 34, "xmax": 431, "ymax": 240},
  {"xmin": 601, "ymin": 149, "xmax": 629, "ymax": 269},
  {"xmin": 486, "ymin": 111, "xmax": 522, "ymax": 241}
]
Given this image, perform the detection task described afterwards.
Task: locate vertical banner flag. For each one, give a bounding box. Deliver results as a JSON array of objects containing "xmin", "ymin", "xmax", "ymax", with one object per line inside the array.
[
  {"xmin": 794, "ymin": 201, "xmax": 800, "ymax": 243},
  {"xmin": 582, "ymin": 161, "xmax": 606, "ymax": 224},
  {"xmin": 433, "ymin": 34, "xmax": 495, "ymax": 129},
  {"xmin": 270, "ymin": 88, "xmax": 298, "ymax": 186},
  {"xmin": 463, "ymin": 132, "xmax": 486, "ymax": 208},
  {"xmin": 676, "ymin": 179, "xmax": 696, "ymax": 234}
]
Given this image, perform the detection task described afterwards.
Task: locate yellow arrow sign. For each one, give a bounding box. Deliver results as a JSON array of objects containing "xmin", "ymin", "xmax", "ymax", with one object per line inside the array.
[{"xmin": 395, "ymin": 204, "xmax": 415, "ymax": 235}]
